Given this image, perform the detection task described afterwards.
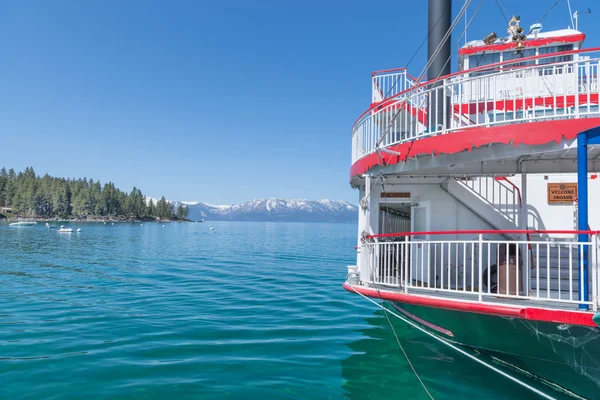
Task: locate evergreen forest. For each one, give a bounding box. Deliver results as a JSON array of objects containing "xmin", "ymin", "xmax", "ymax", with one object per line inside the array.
[{"xmin": 0, "ymin": 167, "xmax": 189, "ymax": 220}]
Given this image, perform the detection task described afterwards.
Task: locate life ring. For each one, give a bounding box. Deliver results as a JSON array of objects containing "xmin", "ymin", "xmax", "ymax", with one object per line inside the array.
[{"xmin": 482, "ymin": 264, "xmax": 498, "ymax": 293}]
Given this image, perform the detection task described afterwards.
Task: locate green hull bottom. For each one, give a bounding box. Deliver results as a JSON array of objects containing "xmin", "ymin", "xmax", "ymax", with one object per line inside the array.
[{"xmin": 392, "ymin": 302, "xmax": 600, "ymax": 399}]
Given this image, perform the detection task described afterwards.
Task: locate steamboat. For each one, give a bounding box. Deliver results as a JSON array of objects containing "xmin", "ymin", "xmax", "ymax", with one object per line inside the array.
[{"xmin": 344, "ymin": 1, "xmax": 600, "ymax": 397}]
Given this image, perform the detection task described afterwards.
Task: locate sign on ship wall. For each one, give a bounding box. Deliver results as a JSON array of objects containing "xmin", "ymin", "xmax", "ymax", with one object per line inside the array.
[
  {"xmin": 547, "ymin": 183, "xmax": 577, "ymax": 205},
  {"xmin": 381, "ymin": 192, "xmax": 411, "ymax": 199}
]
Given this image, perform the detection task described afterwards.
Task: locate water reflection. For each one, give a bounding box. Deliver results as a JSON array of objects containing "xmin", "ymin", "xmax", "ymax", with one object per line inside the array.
[{"xmin": 341, "ymin": 307, "xmax": 570, "ymax": 400}]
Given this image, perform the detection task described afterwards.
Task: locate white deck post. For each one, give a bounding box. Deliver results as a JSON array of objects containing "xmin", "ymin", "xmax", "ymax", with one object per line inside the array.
[
  {"xmin": 357, "ymin": 175, "xmax": 372, "ymax": 283},
  {"xmin": 593, "ymin": 234, "xmax": 598, "ymax": 312},
  {"xmin": 478, "ymin": 234, "xmax": 483, "ymax": 302},
  {"xmin": 521, "ymin": 171, "xmax": 529, "ymax": 295},
  {"xmin": 405, "ymin": 235, "xmax": 410, "ymax": 293}
]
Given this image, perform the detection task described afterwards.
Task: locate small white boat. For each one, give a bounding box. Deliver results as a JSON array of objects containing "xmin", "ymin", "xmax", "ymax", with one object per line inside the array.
[
  {"xmin": 76, "ymin": 228, "xmax": 81, "ymax": 232},
  {"xmin": 57, "ymin": 225, "xmax": 73, "ymax": 233},
  {"xmin": 9, "ymin": 221, "xmax": 37, "ymax": 227}
]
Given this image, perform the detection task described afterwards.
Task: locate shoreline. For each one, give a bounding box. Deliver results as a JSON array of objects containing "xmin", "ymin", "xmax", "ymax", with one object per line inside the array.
[{"xmin": 1, "ymin": 216, "xmax": 194, "ymax": 223}]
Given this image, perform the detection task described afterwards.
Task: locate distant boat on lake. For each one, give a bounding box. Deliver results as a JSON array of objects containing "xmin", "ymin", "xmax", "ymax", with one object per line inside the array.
[{"xmin": 9, "ymin": 221, "xmax": 37, "ymax": 227}]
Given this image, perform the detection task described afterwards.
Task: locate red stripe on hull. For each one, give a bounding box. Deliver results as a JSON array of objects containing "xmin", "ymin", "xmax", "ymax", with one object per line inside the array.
[
  {"xmin": 343, "ymin": 282, "xmax": 597, "ymax": 328},
  {"xmin": 458, "ymin": 34, "xmax": 586, "ymax": 55},
  {"xmin": 350, "ymin": 118, "xmax": 600, "ymax": 180}
]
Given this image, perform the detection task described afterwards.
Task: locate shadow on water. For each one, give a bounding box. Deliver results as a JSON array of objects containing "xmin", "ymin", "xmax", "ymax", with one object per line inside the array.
[{"xmin": 341, "ymin": 308, "xmax": 574, "ymax": 400}]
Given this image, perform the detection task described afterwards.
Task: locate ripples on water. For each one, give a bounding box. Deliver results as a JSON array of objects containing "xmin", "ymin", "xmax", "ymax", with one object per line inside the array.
[{"xmin": 0, "ymin": 222, "xmax": 566, "ymax": 399}]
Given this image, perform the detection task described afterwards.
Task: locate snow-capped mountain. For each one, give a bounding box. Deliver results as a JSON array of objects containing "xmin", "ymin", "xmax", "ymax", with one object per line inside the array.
[{"xmin": 187, "ymin": 198, "xmax": 357, "ymax": 223}]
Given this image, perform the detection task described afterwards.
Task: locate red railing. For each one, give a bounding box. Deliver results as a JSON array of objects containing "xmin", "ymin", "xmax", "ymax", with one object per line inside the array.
[
  {"xmin": 354, "ymin": 46, "xmax": 600, "ymax": 127},
  {"xmin": 365, "ymin": 229, "xmax": 600, "ymax": 240},
  {"xmin": 351, "ymin": 47, "xmax": 600, "ymax": 163}
]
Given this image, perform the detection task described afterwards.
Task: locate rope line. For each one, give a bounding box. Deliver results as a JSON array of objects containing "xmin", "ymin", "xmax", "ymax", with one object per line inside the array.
[
  {"xmin": 359, "ymin": 0, "xmax": 478, "ymax": 231},
  {"xmin": 381, "ymin": 295, "xmax": 435, "ymax": 399},
  {"xmin": 494, "ymin": 0, "xmax": 511, "ymax": 23},
  {"xmin": 384, "ymin": 6, "xmax": 448, "ymax": 98},
  {"xmin": 376, "ymin": 0, "xmax": 482, "ymax": 173},
  {"xmin": 375, "ymin": 0, "xmax": 472, "ymax": 149},
  {"xmin": 350, "ymin": 286, "xmax": 557, "ymax": 400},
  {"xmin": 535, "ymin": 0, "xmax": 563, "ymax": 28}
]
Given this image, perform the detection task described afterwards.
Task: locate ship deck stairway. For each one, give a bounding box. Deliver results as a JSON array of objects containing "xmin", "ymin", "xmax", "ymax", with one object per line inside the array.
[{"xmin": 440, "ymin": 176, "xmax": 591, "ymax": 303}]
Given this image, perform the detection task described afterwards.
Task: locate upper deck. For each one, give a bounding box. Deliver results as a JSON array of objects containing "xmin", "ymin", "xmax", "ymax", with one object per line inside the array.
[{"xmin": 351, "ymin": 27, "xmax": 600, "ymax": 181}]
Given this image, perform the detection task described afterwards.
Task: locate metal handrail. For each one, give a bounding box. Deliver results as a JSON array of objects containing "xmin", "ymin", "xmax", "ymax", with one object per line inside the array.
[
  {"xmin": 366, "ymin": 229, "xmax": 600, "ymax": 240},
  {"xmin": 352, "ymin": 48, "xmax": 600, "ymax": 164},
  {"xmin": 363, "ymin": 234, "xmax": 598, "ymax": 310},
  {"xmin": 495, "ymin": 177, "xmax": 536, "ymax": 270}
]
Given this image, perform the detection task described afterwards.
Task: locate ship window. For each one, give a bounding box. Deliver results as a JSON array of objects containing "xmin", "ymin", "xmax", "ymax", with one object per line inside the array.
[
  {"xmin": 539, "ymin": 45, "xmax": 573, "ymax": 64},
  {"xmin": 538, "ymin": 45, "xmax": 574, "ymax": 75},
  {"xmin": 469, "ymin": 52, "xmax": 500, "ymax": 77},
  {"xmin": 502, "ymin": 49, "xmax": 535, "ymax": 67},
  {"xmin": 469, "ymin": 52, "xmax": 500, "ymax": 68}
]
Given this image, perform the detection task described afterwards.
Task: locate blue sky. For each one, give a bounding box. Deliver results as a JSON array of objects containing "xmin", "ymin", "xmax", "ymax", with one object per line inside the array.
[{"xmin": 0, "ymin": 0, "xmax": 597, "ymax": 205}]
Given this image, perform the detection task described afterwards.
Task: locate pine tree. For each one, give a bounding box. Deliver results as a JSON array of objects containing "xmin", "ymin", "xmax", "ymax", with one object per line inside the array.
[
  {"xmin": 0, "ymin": 166, "xmax": 170, "ymax": 220},
  {"xmin": 147, "ymin": 199, "xmax": 155, "ymax": 217}
]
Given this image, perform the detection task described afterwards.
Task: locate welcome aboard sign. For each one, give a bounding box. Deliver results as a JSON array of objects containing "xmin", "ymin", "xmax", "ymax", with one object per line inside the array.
[{"xmin": 547, "ymin": 183, "xmax": 577, "ymax": 205}]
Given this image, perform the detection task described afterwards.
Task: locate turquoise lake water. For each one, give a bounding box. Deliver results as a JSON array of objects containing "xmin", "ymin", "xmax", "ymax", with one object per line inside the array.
[{"xmin": 0, "ymin": 221, "xmax": 569, "ymax": 399}]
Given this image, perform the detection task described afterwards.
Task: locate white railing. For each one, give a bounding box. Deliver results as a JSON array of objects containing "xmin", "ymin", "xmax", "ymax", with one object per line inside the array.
[
  {"xmin": 372, "ymin": 69, "xmax": 421, "ymax": 103},
  {"xmin": 456, "ymin": 177, "xmax": 520, "ymax": 227},
  {"xmin": 363, "ymin": 231, "xmax": 599, "ymax": 310},
  {"xmin": 352, "ymin": 49, "xmax": 600, "ymax": 164}
]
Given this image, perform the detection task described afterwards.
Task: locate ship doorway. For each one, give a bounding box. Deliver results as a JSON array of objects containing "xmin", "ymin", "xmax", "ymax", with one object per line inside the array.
[
  {"xmin": 377, "ymin": 201, "xmax": 431, "ymax": 287},
  {"xmin": 379, "ymin": 203, "xmax": 411, "ymax": 236},
  {"xmin": 376, "ymin": 202, "xmax": 412, "ymax": 286}
]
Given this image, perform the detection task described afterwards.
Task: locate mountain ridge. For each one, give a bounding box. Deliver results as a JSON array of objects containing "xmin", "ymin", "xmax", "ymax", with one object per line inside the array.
[{"xmin": 184, "ymin": 198, "xmax": 358, "ymax": 223}]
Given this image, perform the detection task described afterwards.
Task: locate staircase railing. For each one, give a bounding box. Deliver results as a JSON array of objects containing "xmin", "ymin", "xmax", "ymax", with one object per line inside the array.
[
  {"xmin": 455, "ymin": 177, "xmax": 519, "ymax": 226},
  {"xmin": 454, "ymin": 176, "xmax": 536, "ymax": 271},
  {"xmin": 495, "ymin": 177, "xmax": 536, "ymax": 271}
]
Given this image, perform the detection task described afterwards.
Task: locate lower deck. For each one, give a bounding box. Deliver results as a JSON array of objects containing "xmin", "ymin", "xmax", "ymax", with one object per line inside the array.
[
  {"xmin": 344, "ymin": 281, "xmax": 597, "ymax": 328},
  {"xmin": 348, "ymin": 229, "xmax": 600, "ymax": 327},
  {"xmin": 368, "ymin": 281, "xmax": 586, "ymax": 312}
]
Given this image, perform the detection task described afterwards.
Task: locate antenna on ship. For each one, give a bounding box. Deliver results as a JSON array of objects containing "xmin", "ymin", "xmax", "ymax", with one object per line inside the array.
[
  {"xmin": 573, "ymin": 8, "xmax": 591, "ymax": 31},
  {"xmin": 464, "ymin": 0, "xmax": 468, "ymax": 45}
]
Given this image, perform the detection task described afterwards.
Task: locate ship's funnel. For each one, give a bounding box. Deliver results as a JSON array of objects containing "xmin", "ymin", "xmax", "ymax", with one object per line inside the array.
[
  {"xmin": 427, "ymin": 0, "xmax": 451, "ymax": 131},
  {"xmin": 427, "ymin": 0, "xmax": 452, "ymax": 81}
]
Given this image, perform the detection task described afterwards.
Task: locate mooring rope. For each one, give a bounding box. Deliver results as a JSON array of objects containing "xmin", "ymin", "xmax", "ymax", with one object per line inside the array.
[
  {"xmin": 380, "ymin": 292, "xmax": 435, "ymax": 399},
  {"xmin": 350, "ymin": 286, "xmax": 557, "ymax": 400}
]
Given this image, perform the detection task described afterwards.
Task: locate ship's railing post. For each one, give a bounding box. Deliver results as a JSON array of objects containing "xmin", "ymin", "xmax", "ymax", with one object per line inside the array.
[
  {"xmin": 367, "ymin": 242, "xmax": 373, "ymax": 284},
  {"xmin": 405, "ymin": 236, "xmax": 410, "ymax": 293},
  {"xmin": 593, "ymin": 234, "xmax": 598, "ymax": 312},
  {"xmin": 575, "ymin": 60, "xmax": 581, "ymax": 118},
  {"xmin": 442, "ymin": 78, "xmax": 448, "ymax": 134},
  {"xmin": 478, "ymin": 234, "xmax": 483, "ymax": 302}
]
